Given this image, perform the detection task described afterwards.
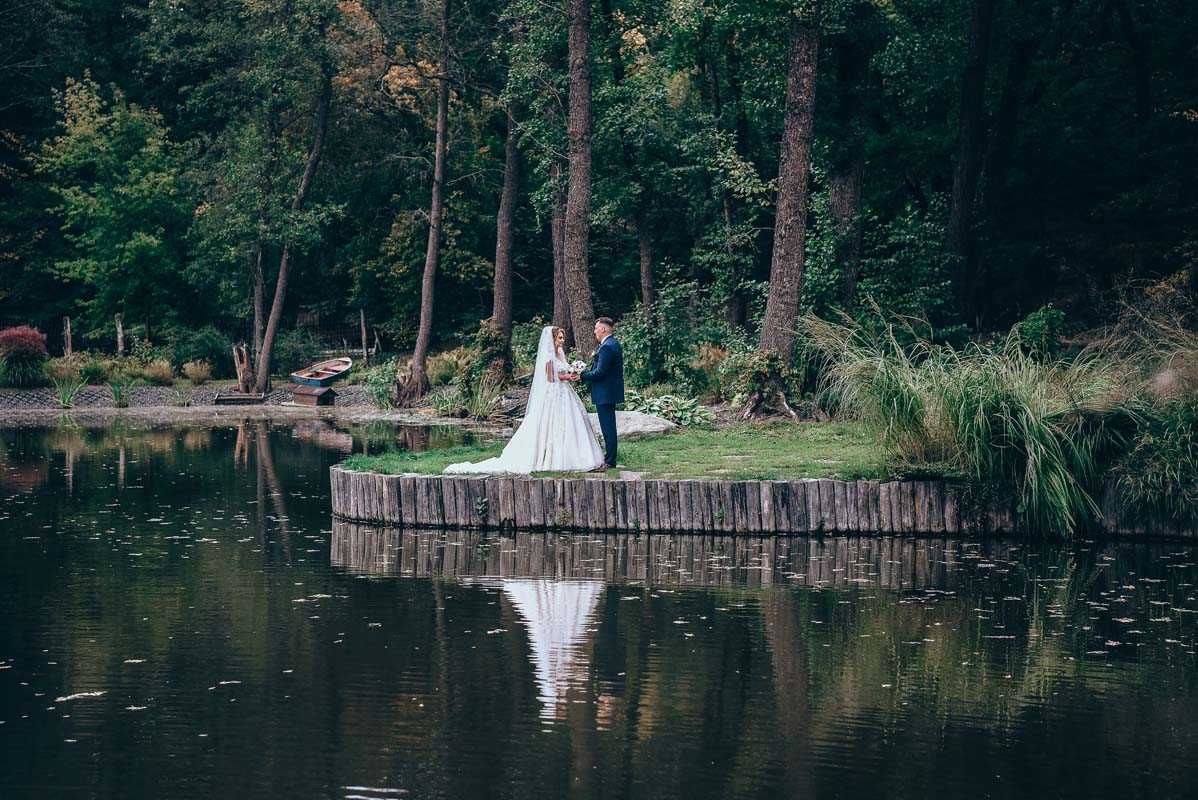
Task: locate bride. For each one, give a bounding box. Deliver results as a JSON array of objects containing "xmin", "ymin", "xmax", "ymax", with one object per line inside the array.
[{"xmin": 444, "ymin": 325, "xmax": 605, "ymax": 474}]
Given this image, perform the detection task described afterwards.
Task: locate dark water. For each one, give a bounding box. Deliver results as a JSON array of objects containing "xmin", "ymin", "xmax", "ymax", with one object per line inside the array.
[{"xmin": 1, "ymin": 421, "xmax": 1197, "ymax": 800}]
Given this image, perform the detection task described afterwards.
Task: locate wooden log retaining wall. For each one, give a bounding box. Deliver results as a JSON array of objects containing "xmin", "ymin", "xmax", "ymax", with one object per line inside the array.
[
  {"xmin": 330, "ymin": 467, "xmax": 1022, "ymax": 536},
  {"xmin": 330, "ymin": 467, "xmax": 1196, "ymax": 538}
]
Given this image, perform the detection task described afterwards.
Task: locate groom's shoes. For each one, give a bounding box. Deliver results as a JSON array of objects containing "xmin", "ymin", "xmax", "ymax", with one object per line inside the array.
[{"xmin": 589, "ymin": 463, "xmax": 612, "ymax": 472}]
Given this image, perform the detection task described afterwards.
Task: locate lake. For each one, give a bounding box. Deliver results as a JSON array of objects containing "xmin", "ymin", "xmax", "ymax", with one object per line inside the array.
[{"xmin": 1, "ymin": 420, "xmax": 1196, "ymax": 799}]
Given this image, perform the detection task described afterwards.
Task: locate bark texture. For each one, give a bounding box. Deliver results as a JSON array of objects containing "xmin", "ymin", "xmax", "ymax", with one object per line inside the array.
[
  {"xmin": 255, "ymin": 67, "xmax": 332, "ymax": 393},
  {"xmin": 400, "ymin": 0, "xmax": 450, "ymax": 403},
  {"xmin": 759, "ymin": 11, "xmax": 820, "ymax": 357},
  {"xmin": 492, "ymin": 106, "xmax": 519, "ymax": 341},
  {"xmin": 562, "ymin": 0, "xmax": 597, "ymax": 349},
  {"xmin": 947, "ymin": 0, "xmax": 996, "ymax": 321}
]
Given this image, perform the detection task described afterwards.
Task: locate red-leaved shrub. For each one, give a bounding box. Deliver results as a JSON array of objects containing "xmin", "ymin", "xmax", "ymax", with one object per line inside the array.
[{"xmin": 0, "ymin": 325, "xmax": 49, "ymax": 361}]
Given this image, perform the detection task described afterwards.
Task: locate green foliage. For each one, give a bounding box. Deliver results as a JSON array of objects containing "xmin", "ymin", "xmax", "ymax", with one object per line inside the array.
[
  {"xmin": 140, "ymin": 358, "xmax": 175, "ymax": 386},
  {"xmin": 54, "ymin": 376, "xmax": 86, "ymax": 408},
  {"xmin": 624, "ymin": 390, "xmax": 714, "ymax": 427},
  {"xmin": 510, "ymin": 318, "xmax": 547, "ymax": 375},
  {"xmin": 427, "ymin": 385, "xmax": 464, "ymax": 417},
  {"xmin": 271, "ymin": 329, "xmax": 324, "ymax": 376},
  {"xmin": 619, "ymin": 279, "xmax": 753, "ymax": 393},
  {"xmin": 1114, "ymin": 399, "xmax": 1198, "ymax": 528},
  {"xmin": 362, "ymin": 358, "xmax": 401, "ymax": 410},
  {"xmin": 426, "ymin": 348, "xmax": 472, "ymax": 388},
  {"xmin": 107, "ymin": 375, "xmax": 136, "ymax": 408},
  {"xmin": 79, "ymin": 356, "xmax": 112, "ymax": 385},
  {"xmin": 718, "ymin": 349, "xmax": 801, "ymax": 408},
  {"xmin": 36, "ymin": 76, "xmax": 195, "ymax": 338},
  {"xmin": 1015, "ymin": 306, "xmax": 1067, "ymax": 360},
  {"xmin": 0, "ymin": 325, "xmax": 50, "ymax": 387},
  {"xmin": 181, "ymin": 360, "xmax": 212, "ymax": 385},
  {"xmin": 462, "ymin": 373, "xmax": 505, "ymax": 421},
  {"xmin": 805, "ymin": 313, "xmax": 1139, "ymax": 535},
  {"xmin": 171, "ymin": 327, "xmax": 232, "ymax": 376}
]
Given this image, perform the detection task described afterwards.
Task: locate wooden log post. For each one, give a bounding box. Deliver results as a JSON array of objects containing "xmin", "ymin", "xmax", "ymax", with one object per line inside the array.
[{"xmin": 115, "ymin": 313, "xmax": 124, "ymax": 356}]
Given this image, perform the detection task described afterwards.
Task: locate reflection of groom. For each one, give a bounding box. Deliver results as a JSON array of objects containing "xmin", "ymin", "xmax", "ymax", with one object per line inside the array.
[{"xmin": 578, "ymin": 317, "xmax": 624, "ymax": 469}]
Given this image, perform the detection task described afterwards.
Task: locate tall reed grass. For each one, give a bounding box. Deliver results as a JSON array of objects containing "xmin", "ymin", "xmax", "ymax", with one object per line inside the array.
[{"xmin": 804, "ymin": 314, "xmax": 1140, "ymax": 535}]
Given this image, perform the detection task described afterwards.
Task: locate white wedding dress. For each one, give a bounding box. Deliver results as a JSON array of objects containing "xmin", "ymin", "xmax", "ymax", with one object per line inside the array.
[{"xmin": 444, "ymin": 325, "xmax": 605, "ymax": 474}]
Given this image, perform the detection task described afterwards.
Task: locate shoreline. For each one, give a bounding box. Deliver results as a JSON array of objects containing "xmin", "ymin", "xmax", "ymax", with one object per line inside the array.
[{"xmin": 329, "ymin": 467, "xmax": 1196, "ymax": 540}]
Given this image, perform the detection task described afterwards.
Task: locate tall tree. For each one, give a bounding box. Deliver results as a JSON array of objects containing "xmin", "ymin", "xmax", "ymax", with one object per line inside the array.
[
  {"xmin": 401, "ymin": 0, "xmax": 451, "ymax": 403},
  {"xmin": 562, "ymin": 0, "xmax": 597, "ymax": 346},
  {"xmin": 947, "ymin": 0, "xmax": 997, "ymax": 322},
  {"xmin": 492, "ymin": 105, "xmax": 520, "ymax": 344},
  {"xmin": 255, "ymin": 65, "xmax": 333, "ymax": 393},
  {"xmin": 759, "ymin": 6, "xmax": 821, "ymax": 358},
  {"xmin": 550, "ymin": 160, "xmax": 573, "ymax": 345}
]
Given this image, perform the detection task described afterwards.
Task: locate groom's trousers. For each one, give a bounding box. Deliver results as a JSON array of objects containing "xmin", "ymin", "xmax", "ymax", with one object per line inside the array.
[{"xmin": 596, "ymin": 403, "xmax": 617, "ymax": 466}]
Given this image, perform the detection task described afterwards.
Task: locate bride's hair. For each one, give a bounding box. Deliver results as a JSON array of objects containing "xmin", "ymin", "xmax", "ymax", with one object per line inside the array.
[{"xmin": 552, "ymin": 327, "xmax": 566, "ymax": 350}]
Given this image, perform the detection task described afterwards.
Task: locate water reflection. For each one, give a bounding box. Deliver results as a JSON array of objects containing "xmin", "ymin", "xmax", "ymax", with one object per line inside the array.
[
  {"xmin": 330, "ymin": 520, "xmax": 1014, "ymax": 590},
  {"xmin": 1, "ymin": 422, "xmax": 1197, "ymax": 799}
]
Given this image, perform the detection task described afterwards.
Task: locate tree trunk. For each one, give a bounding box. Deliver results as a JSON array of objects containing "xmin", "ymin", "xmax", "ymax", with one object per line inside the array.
[
  {"xmin": 549, "ymin": 160, "xmax": 572, "ymax": 347},
  {"xmin": 359, "ymin": 308, "xmax": 369, "ymax": 366},
  {"xmin": 759, "ymin": 11, "xmax": 820, "ymax": 358},
  {"xmin": 637, "ymin": 207, "xmax": 654, "ymax": 311},
  {"xmin": 63, "ymin": 316, "xmax": 72, "ymax": 357},
  {"xmin": 492, "ymin": 105, "xmax": 519, "ymax": 342},
  {"xmin": 251, "ymin": 243, "xmax": 265, "ymax": 363},
  {"xmin": 831, "ymin": 39, "xmax": 868, "ymax": 308},
  {"xmin": 562, "ymin": 0, "xmax": 597, "ymax": 349},
  {"xmin": 400, "ymin": 0, "xmax": 450, "ymax": 404},
  {"xmin": 947, "ymin": 0, "xmax": 996, "ymax": 321},
  {"xmin": 115, "ymin": 313, "xmax": 124, "ymax": 356},
  {"xmin": 254, "ymin": 68, "xmax": 333, "ymax": 394},
  {"xmin": 831, "ymin": 152, "xmax": 865, "ymax": 307}
]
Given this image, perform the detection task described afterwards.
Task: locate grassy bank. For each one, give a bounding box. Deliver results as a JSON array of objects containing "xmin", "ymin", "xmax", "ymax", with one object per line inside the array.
[{"xmin": 339, "ymin": 421, "xmax": 891, "ymax": 481}]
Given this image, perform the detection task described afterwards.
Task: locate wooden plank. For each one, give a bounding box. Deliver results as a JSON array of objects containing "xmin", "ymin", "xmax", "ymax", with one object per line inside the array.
[
  {"xmin": 899, "ymin": 481, "xmax": 915, "ymax": 533},
  {"xmin": 656, "ymin": 481, "xmax": 671, "ymax": 531},
  {"xmin": 784, "ymin": 481, "xmax": 805, "ymax": 532},
  {"xmin": 383, "ymin": 475, "xmax": 402, "ymax": 525},
  {"xmin": 589, "ymin": 480, "xmax": 607, "ymax": 531},
  {"xmin": 484, "ymin": 478, "xmax": 502, "ymax": 529},
  {"xmin": 399, "ymin": 476, "xmax": 417, "ymax": 526},
  {"xmin": 718, "ymin": 481, "xmax": 737, "ymax": 531},
  {"xmin": 665, "ymin": 481, "xmax": 680, "ymax": 531},
  {"xmin": 834, "ymin": 480, "xmax": 850, "ymax": 531},
  {"xmin": 626, "ymin": 480, "xmax": 642, "ymax": 531},
  {"xmin": 610, "ymin": 480, "xmax": 626, "ymax": 530},
  {"xmin": 927, "ymin": 482, "xmax": 945, "ymax": 534},
  {"xmin": 878, "ymin": 482, "xmax": 892, "ymax": 533},
  {"xmin": 913, "ymin": 481, "xmax": 929, "ymax": 532},
  {"xmin": 695, "ymin": 481, "xmax": 711, "ymax": 531},
  {"xmin": 818, "ymin": 479, "xmax": 837, "ymax": 531},
  {"xmin": 428, "ymin": 477, "xmax": 446, "ymax": 527},
  {"xmin": 745, "ymin": 481, "xmax": 762, "ymax": 533},
  {"xmin": 526, "ymin": 478, "xmax": 545, "ymax": 528},
  {"xmin": 496, "ymin": 477, "xmax": 515, "ymax": 528},
  {"xmin": 439, "ymin": 477, "xmax": 458, "ymax": 527},
  {"xmin": 943, "ymin": 484, "xmax": 960, "ymax": 534},
  {"xmin": 759, "ymin": 482, "xmax": 775, "ymax": 533},
  {"xmin": 512, "ymin": 479, "xmax": 531, "ymax": 529}
]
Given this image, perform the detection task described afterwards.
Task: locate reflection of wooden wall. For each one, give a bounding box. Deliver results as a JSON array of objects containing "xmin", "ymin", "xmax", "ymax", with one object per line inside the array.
[
  {"xmin": 330, "ymin": 468, "xmax": 1195, "ymax": 538},
  {"xmin": 330, "ymin": 520, "xmax": 1021, "ymax": 589}
]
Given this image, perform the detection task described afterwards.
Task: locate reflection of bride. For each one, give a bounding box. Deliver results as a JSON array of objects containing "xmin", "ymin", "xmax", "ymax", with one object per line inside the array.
[
  {"xmin": 445, "ymin": 325, "xmax": 603, "ymax": 474},
  {"xmin": 502, "ymin": 580, "xmax": 604, "ymax": 720}
]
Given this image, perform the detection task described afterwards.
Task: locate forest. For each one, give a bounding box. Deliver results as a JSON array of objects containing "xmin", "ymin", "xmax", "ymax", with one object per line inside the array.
[{"xmin": 2, "ymin": 0, "xmax": 1194, "ymax": 385}]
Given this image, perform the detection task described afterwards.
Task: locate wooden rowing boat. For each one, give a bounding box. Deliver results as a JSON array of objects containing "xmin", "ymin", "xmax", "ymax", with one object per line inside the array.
[{"xmin": 290, "ymin": 357, "xmax": 353, "ymax": 387}]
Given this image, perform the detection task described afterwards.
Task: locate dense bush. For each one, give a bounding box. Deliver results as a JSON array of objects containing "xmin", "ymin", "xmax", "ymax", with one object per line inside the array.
[
  {"xmin": 1115, "ymin": 399, "xmax": 1198, "ymax": 528},
  {"xmin": 171, "ymin": 327, "xmax": 231, "ymax": 377},
  {"xmin": 80, "ymin": 356, "xmax": 112, "ymax": 384},
  {"xmin": 45, "ymin": 355, "xmax": 83, "ymax": 382},
  {"xmin": 272, "ymin": 329, "xmax": 324, "ymax": 375},
  {"xmin": 619, "ymin": 280, "xmax": 752, "ymax": 394},
  {"xmin": 0, "ymin": 325, "xmax": 49, "ymax": 387},
  {"xmin": 426, "ymin": 347, "xmax": 471, "ymax": 388},
  {"xmin": 361, "ymin": 357, "xmax": 401, "ymax": 410},
  {"xmin": 181, "ymin": 359, "xmax": 212, "ymax": 384},
  {"xmin": 805, "ymin": 312, "xmax": 1138, "ymax": 535},
  {"xmin": 140, "ymin": 358, "xmax": 175, "ymax": 385},
  {"xmin": 1015, "ymin": 306, "xmax": 1067, "ymax": 360},
  {"xmin": 510, "ymin": 317, "xmax": 547, "ymax": 374}
]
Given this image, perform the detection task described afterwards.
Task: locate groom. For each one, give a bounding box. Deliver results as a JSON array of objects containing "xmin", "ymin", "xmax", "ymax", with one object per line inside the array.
[{"xmin": 578, "ymin": 317, "xmax": 624, "ymax": 469}]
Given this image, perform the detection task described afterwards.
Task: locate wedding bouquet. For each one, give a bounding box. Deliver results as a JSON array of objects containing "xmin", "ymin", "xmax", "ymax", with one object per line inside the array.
[{"xmin": 565, "ymin": 359, "xmax": 587, "ymax": 376}]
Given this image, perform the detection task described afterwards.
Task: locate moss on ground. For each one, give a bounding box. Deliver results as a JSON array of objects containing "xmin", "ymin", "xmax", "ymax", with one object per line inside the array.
[{"xmin": 339, "ymin": 421, "xmax": 894, "ymax": 481}]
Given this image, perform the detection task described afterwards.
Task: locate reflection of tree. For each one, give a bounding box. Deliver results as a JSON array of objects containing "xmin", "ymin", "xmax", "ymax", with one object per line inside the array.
[
  {"xmin": 760, "ymin": 590, "xmax": 816, "ymax": 799},
  {"xmin": 254, "ymin": 421, "xmax": 292, "ymax": 554}
]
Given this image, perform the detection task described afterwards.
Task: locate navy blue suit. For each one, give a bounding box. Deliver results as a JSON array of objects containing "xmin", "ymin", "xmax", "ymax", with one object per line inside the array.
[{"xmin": 581, "ymin": 336, "xmax": 624, "ymax": 466}]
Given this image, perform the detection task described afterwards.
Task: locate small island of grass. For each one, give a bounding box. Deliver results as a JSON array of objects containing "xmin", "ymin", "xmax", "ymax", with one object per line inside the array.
[{"xmin": 340, "ymin": 421, "xmax": 894, "ymax": 482}]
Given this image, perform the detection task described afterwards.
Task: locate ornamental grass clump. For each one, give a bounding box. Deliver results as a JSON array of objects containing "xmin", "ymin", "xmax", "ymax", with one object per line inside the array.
[
  {"xmin": 0, "ymin": 325, "xmax": 50, "ymax": 387},
  {"xmin": 804, "ymin": 313, "xmax": 1138, "ymax": 535}
]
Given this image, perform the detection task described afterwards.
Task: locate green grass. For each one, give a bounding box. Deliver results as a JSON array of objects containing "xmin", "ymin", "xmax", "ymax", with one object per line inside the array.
[{"xmin": 339, "ymin": 421, "xmax": 892, "ymax": 481}]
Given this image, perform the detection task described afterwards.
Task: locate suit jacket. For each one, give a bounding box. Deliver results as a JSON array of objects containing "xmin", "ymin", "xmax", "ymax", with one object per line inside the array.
[{"xmin": 581, "ymin": 336, "xmax": 624, "ymax": 406}]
